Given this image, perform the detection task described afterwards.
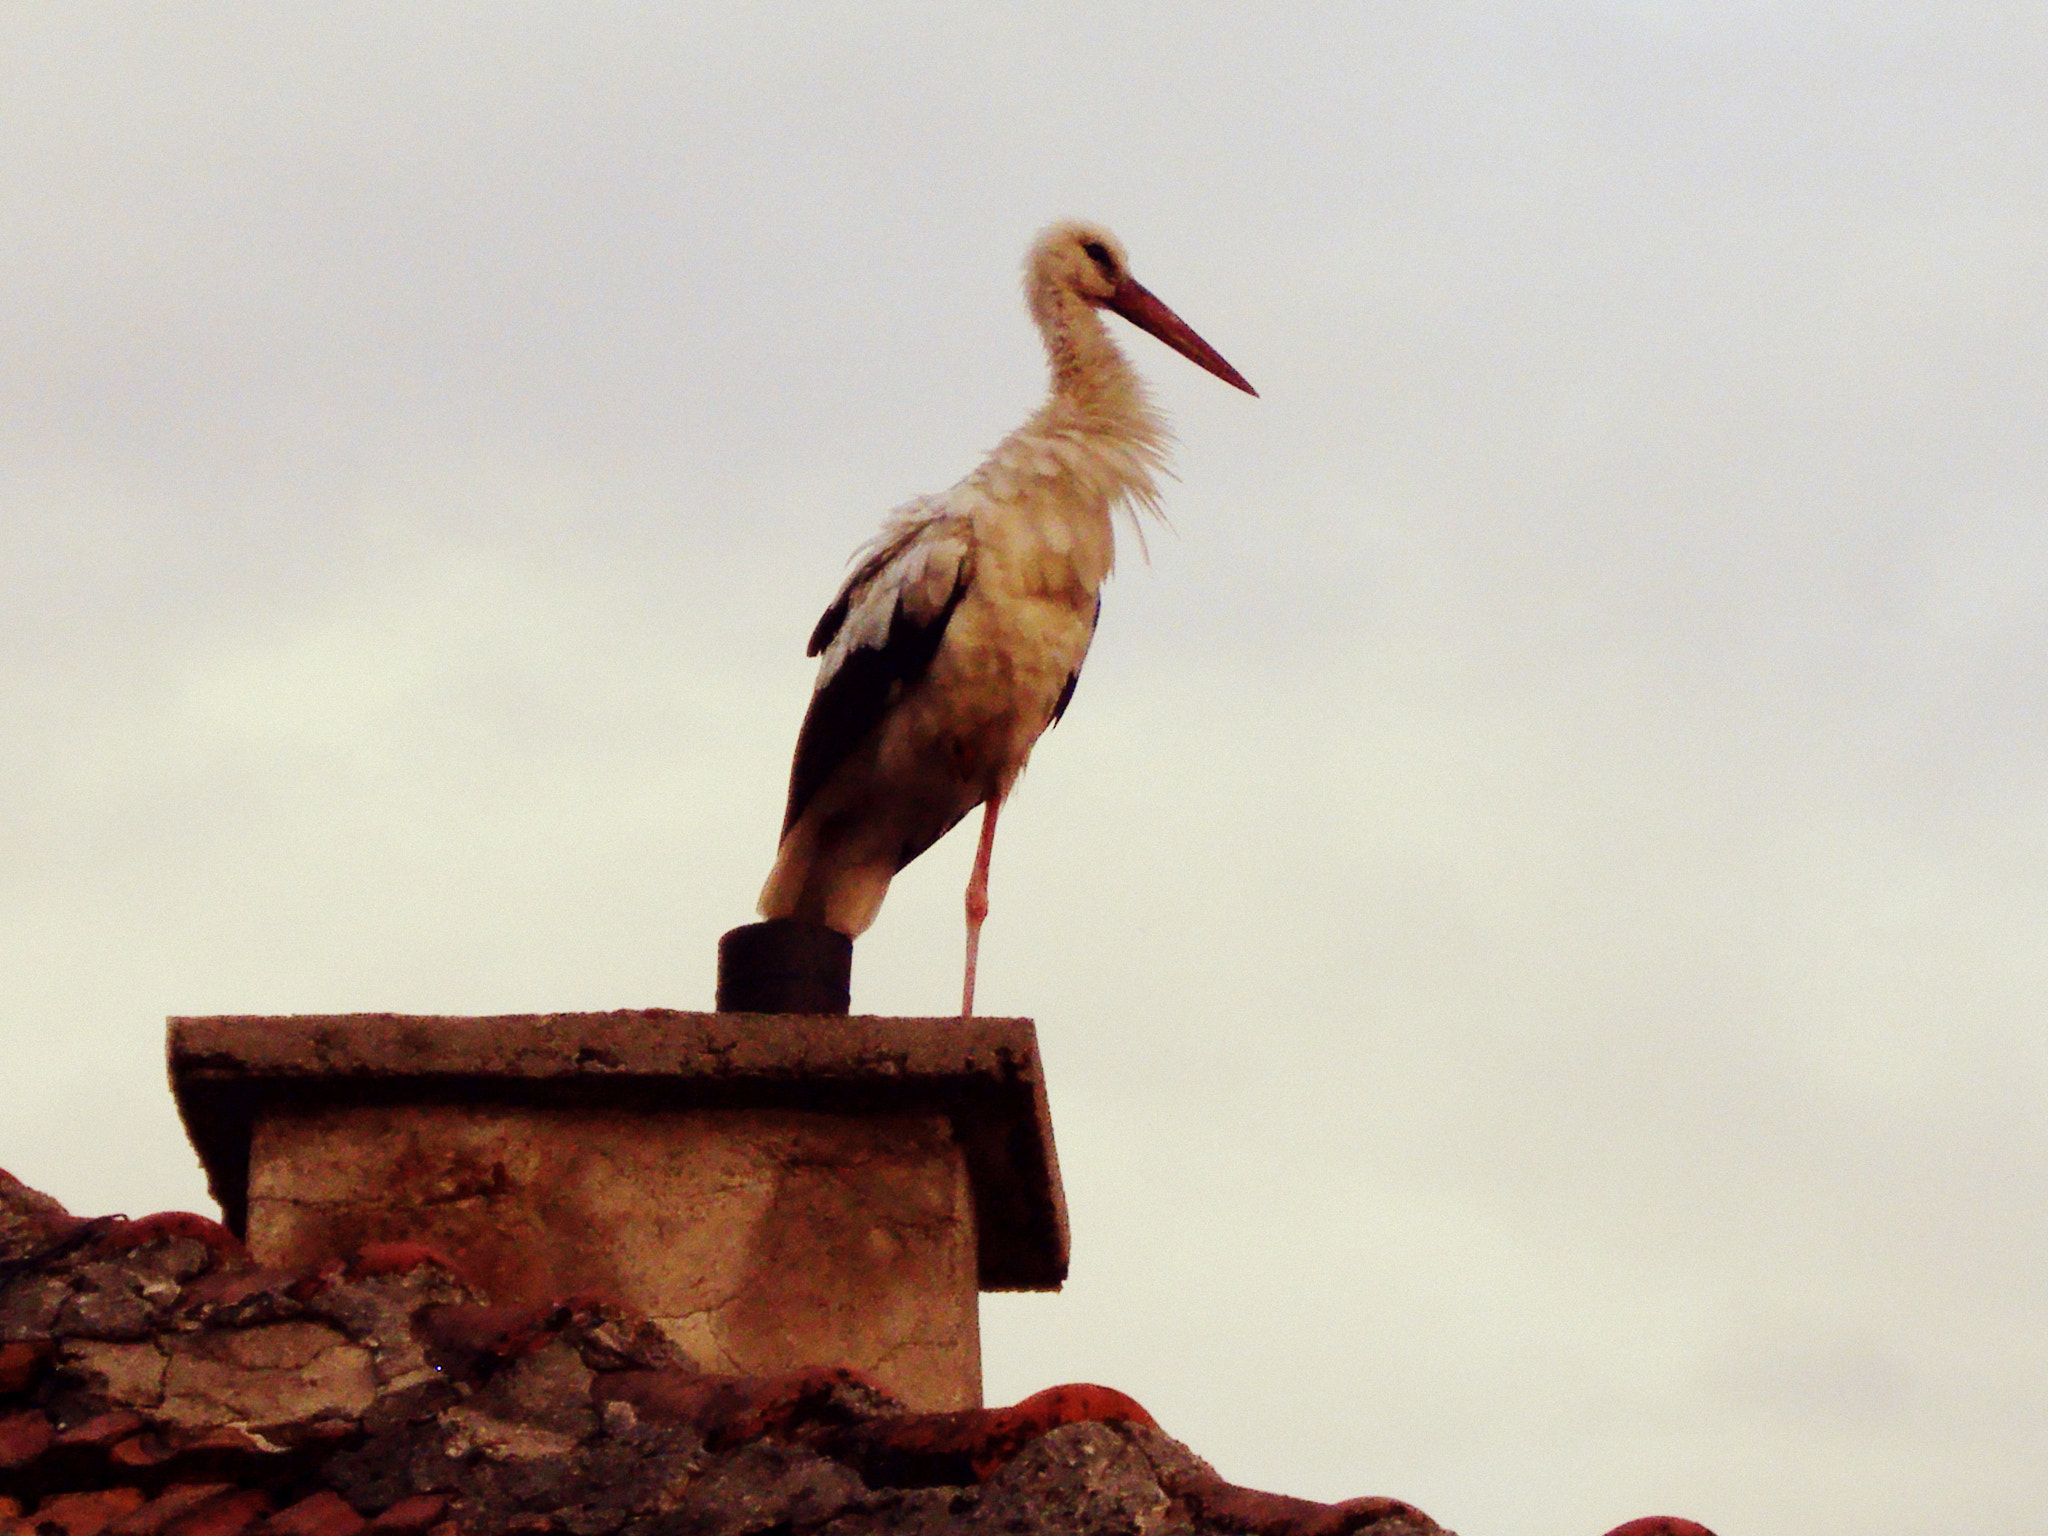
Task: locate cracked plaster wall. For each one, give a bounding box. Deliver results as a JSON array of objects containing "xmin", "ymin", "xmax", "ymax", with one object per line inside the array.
[{"xmin": 247, "ymin": 1106, "xmax": 980, "ymax": 1410}]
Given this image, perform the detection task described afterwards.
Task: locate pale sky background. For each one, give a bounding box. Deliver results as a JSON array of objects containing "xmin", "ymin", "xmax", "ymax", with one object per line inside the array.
[{"xmin": 4, "ymin": 6, "xmax": 2045, "ymax": 1533}]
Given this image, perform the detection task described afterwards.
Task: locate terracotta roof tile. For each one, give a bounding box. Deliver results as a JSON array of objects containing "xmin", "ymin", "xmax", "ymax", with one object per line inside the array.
[
  {"xmin": 359, "ymin": 1496, "xmax": 446, "ymax": 1536},
  {"xmin": 0, "ymin": 1409, "xmax": 54, "ymax": 1473},
  {"xmin": 53, "ymin": 1412, "xmax": 148, "ymax": 1452},
  {"xmin": 21, "ymin": 1488, "xmax": 149, "ymax": 1536},
  {"xmin": 159, "ymin": 1489, "xmax": 271, "ymax": 1536},
  {"xmin": 256, "ymin": 1492, "xmax": 365, "ymax": 1536},
  {"xmin": 104, "ymin": 1484, "xmax": 239, "ymax": 1536},
  {"xmin": 0, "ymin": 1343, "xmax": 53, "ymax": 1397}
]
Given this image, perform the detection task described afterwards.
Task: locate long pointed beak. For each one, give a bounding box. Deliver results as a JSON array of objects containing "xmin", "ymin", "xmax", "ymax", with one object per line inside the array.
[{"xmin": 1105, "ymin": 276, "xmax": 1258, "ymax": 397}]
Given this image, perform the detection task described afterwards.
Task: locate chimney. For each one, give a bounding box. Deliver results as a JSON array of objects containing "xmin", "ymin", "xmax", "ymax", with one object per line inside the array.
[{"xmin": 168, "ymin": 1010, "xmax": 1066, "ymax": 1412}]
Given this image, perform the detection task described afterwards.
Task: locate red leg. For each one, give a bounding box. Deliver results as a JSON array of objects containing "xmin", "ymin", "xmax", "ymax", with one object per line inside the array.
[{"xmin": 962, "ymin": 794, "xmax": 1003, "ymax": 1018}]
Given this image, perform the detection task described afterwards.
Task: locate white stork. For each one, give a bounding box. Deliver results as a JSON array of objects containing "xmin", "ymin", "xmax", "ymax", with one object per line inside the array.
[{"xmin": 758, "ymin": 220, "xmax": 1256, "ymax": 1017}]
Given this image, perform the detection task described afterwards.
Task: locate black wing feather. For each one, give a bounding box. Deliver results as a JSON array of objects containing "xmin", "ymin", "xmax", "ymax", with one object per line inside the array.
[
  {"xmin": 806, "ymin": 529, "xmax": 924, "ymax": 658},
  {"xmin": 781, "ymin": 566, "xmax": 973, "ymax": 836},
  {"xmin": 1047, "ymin": 595, "xmax": 1101, "ymax": 727}
]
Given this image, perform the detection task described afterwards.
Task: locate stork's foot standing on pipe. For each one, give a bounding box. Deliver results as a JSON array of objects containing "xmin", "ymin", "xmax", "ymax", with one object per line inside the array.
[
  {"xmin": 962, "ymin": 794, "xmax": 1003, "ymax": 1018},
  {"xmin": 753, "ymin": 220, "xmax": 1255, "ymax": 1015}
]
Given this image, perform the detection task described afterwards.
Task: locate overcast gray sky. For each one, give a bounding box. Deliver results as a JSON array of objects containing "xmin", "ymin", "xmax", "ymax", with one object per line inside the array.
[{"xmin": 5, "ymin": 5, "xmax": 2046, "ymax": 1532}]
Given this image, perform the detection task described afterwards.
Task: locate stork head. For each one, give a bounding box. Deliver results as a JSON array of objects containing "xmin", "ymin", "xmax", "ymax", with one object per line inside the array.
[{"xmin": 1027, "ymin": 221, "xmax": 1257, "ymax": 397}]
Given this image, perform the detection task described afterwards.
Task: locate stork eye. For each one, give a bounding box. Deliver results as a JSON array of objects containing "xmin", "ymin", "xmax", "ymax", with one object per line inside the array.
[{"xmin": 1081, "ymin": 240, "xmax": 1115, "ymax": 274}]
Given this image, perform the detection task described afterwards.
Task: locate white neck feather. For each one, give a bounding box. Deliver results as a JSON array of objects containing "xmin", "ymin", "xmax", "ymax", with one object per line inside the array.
[{"xmin": 1013, "ymin": 286, "xmax": 1173, "ymax": 522}]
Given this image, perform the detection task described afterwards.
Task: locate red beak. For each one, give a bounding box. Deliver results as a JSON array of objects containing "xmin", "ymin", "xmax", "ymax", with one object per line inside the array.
[{"xmin": 1105, "ymin": 276, "xmax": 1258, "ymax": 397}]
